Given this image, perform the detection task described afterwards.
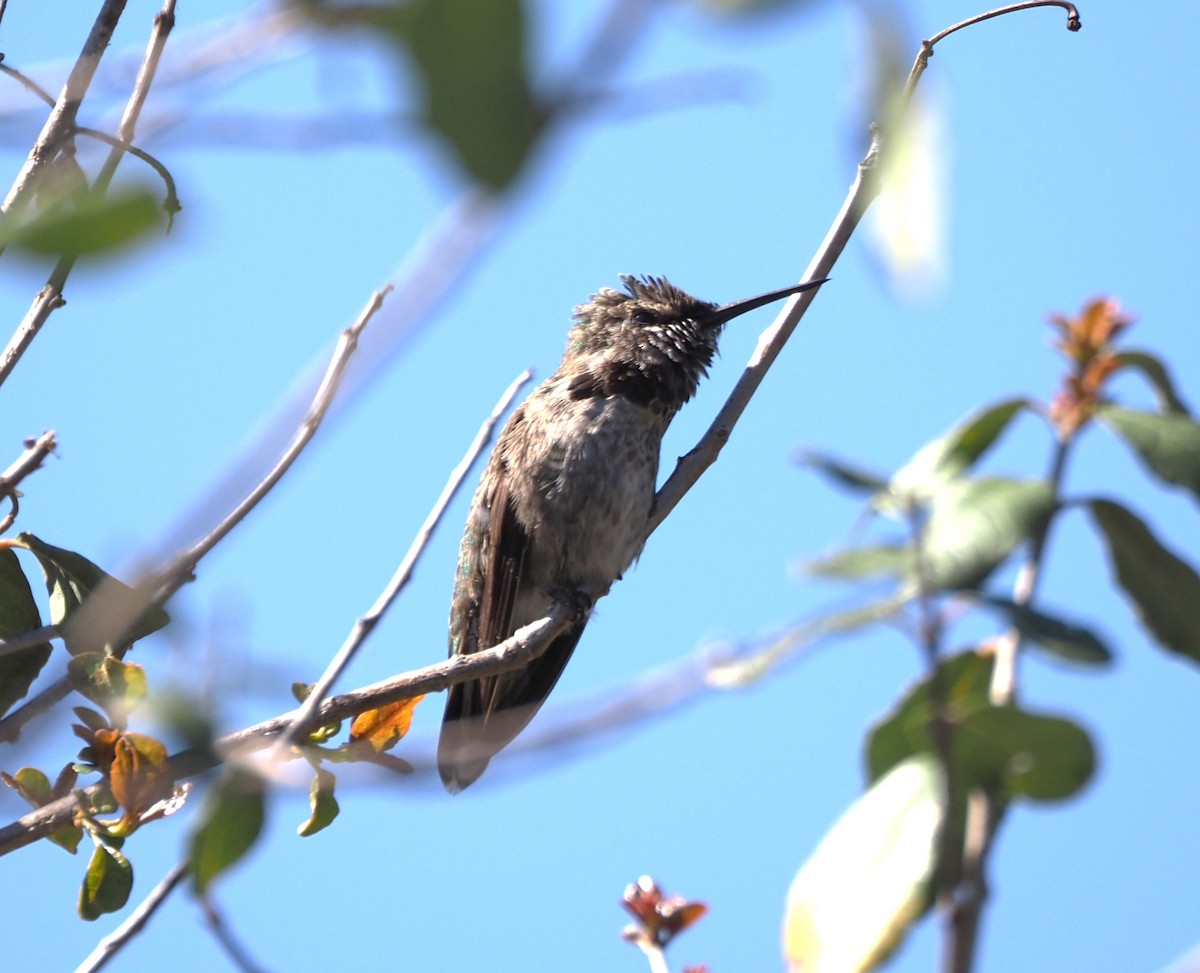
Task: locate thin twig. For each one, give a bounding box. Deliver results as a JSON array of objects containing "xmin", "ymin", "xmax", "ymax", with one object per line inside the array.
[
  {"xmin": 904, "ymin": 2, "xmax": 1080, "ymax": 96},
  {"xmin": 649, "ymin": 150, "xmax": 875, "ymax": 533},
  {"xmin": 0, "ymin": 0, "xmax": 178, "ymax": 388},
  {"xmin": 74, "ymin": 860, "xmax": 189, "ymax": 973},
  {"xmin": 275, "ymin": 368, "xmax": 533, "ymax": 751},
  {"xmin": 0, "ymin": 288, "xmax": 393, "ymax": 744},
  {"xmin": 0, "ymin": 60, "xmax": 57, "ymax": 105},
  {"xmin": 0, "ymin": 431, "xmax": 57, "ymax": 533},
  {"xmin": 0, "ymin": 0, "xmax": 127, "ymax": 219},
  {"xmin": 147, "ymin": 285, "xmax": 391, "ymax": 607}
]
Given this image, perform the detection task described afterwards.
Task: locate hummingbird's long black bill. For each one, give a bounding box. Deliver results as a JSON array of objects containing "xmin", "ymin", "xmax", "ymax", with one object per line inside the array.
[{"xmin": 704, "ymin": 277, "xmax": 828, "ymax": 329}]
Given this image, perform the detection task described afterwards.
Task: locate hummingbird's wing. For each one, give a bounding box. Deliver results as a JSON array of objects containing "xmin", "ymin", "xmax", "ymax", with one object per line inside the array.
[{"xmin": 438, "ymin": 465, "xmax": 585, "ymax": 792}]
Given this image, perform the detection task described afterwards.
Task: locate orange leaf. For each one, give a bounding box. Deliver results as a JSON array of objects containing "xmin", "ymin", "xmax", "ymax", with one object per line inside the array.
[
  {"xmin": 109, "ymin": 731, "xmax": 174, "ymax": 817},
  {"xmin": 349, "ymin": 696, "xmax": 425, "ymax": 753}
]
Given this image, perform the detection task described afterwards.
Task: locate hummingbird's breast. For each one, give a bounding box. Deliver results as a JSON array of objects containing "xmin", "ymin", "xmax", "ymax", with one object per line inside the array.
[{"xmin": 510, "ymin": 376, "xmax": 667, "ymax": 588}]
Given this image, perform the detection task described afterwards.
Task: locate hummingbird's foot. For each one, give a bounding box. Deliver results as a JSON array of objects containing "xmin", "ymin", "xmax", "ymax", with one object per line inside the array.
[{"xmin": 547, "ymin": 585, "xmax": 596, "ymax": 624}]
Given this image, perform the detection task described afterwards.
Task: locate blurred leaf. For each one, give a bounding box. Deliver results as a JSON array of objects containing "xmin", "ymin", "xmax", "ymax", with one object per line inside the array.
[
  {"xmin": 7, "ymin": 188, "xmax": 163, "ymax": 259},
  {"xmin": 867, "ymin": 650, "xmax": 1094, "ymax": 802},
  {"xmin": 803, "ymin": 545, "xmax": 912, "ymax": 582},
  {"xmin": 1089, "ymin": 500, "xmax": 1200, "ymax": 663},
  {"xmin": 78, "ymin": 842, "xmax": 134, "ymax": 920},
  {"xmin": 866, "ymin": 651, "xmax": 993, "ymax": 784},
  {"xmin": 0, "ymin": 547, "xmax": 51, "ymax": 717},
  {"xmin": 16, "ymin": 533, "xmax": 169, "ymax": 654},
  {"xmin": 884, "ymin": 399, "xmax": 1030, "ymax": 505},
  {"xmin": 796, "ymin": 450, "xmax": 888, "ymax": 495},
  {"xmin": 188, "ymin": 768, "xmax": 266, "ymax": 895},
  {"xmin": 72, "ymin": 705, "xmax": 110, "ymax": 734},
  {"xmin": 867, "ymin": 83, "xmax": 946, "ymax": 297},
  {"xmin": 920, "ymin": 478, "xmax": 1054, "ymax": 590},
  {"xmin": 308, "ymin": 0, "xmax": 542, "ymax": 190},
  {"xmin": 976, "ymin": 596, "xmax": 1114, "ymax": 666},
  {"xmin": 782, "ymin": 754, "xmax": 942, "ymax": 973},
  {"xmin": 67, "ymin": 654, "xmax": 148, "ymax": 714},
  {"xmin": 298, "ymin": 768, "xmax": 339, "ymax": 837},
  {"xmin": 957, "ymin": 708, "xmax": 1095, "ymax": 802},
  {"xmin": 1098, "ymin": 406, "xmax": 1200, "ymax": 500},
  {"xmin": 349, "ymin": 695, "xmax": 424, "ymax": 753},
  {"xmin": 1113, "ymin": 350, "xmax": 1191, "ymax": 415}
]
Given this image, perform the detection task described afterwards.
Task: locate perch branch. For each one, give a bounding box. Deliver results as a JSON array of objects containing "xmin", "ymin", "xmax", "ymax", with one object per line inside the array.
[{"xmin": 275, "ymin": 368, "xmax": 533, "ymax": 751}]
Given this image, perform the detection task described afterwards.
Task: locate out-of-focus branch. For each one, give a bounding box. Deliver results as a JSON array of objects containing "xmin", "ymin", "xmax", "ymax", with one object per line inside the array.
[{"xmin": 0, "ymin": 286, "xmax": 392, "ymax": 744}]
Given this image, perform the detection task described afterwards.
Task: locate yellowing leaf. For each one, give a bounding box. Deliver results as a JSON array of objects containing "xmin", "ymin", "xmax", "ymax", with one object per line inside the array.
[
  {"xmin": 783, "ymin": 755, "xmax": 942, "ymax": 973},
  {"xmin": 349, "ymin": 695, "xmax": 425, "ymax": 753},
  {"xmin": 298, "ymin": 768, "xmax": 339, "ymax": 837}
]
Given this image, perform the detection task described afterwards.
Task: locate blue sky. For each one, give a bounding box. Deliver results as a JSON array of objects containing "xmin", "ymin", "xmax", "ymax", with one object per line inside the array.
[{"xmin": 1, "ymin": 2, "xmax": 1197, "ymax": 971}]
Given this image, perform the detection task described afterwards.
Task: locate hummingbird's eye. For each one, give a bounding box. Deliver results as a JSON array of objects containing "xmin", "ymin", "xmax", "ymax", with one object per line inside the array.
[{"xmin": 630, "ymin": 308, "xmax": 657, "ymax": 325}]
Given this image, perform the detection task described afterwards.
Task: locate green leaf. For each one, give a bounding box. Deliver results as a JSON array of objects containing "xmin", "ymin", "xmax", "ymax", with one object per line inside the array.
[
  {"xmin": 2, "ymin": 765, "xmax": 53, "ymax": 805},
  {"xmin": 795, "ymin": 450, "xmax": 888, "ymax": 495},
  {"xmin": 7, "ymin": 188, "xmax": 163, "ymax": 258},
  {"xmin": 866, "ymin": 650, "xmax": 993, "ymax": 784},
  {"xmin": 16, "ymin": 533, "xmax": 169, "ymax": 655},
  {"xmin": 188, "ymin": 768, "xmax": 266, "ymax": 895},
  {"xmin": 866, "ymin": 651, "xmax": 1095, "ymax": 802},
  {"xmin": 920, "ymin": 478, "xmax": 1054, "ymax": 590},
  {"xmin": 782, "ymin": 754, "xmax": 942, "ymax": 973},
  {"xmin": 803, "ymin": 545, "xmax": 913, "ymax": 582},
  {"xmin": 1089, "ymin": 500, "xmax": 1200, "ymax": 662},
  {"xmin": 1098, "ymin": 406, "xmax": 1200, "ymax": 500},
  {"xmin": 976, "ymin": 596, "xmax": 1114, "ymax": 666},
  {"xmin": 884, "ymin": 398, "xmax": 1030, "ymax": 504},
  {"xmin": 78, "ymin": 841, "xmax": 134, "ymax": 920},
  {"xmin": 298, "ymin": 768, "xmax": 340, "ymax": 837},
  {"xmin": 1113, "ymin": 350, "xmax": 1191, "ymax": 415},
  {"xmin": 309, "ymin": 0, "xmax": 542, "ymax": 190},
  {"xmin": 956, "ymin": 707, "xmax": 1095, "ymax": 802},
  {"xmin": 0, "ymin": 547, "xmax": 52, "ymax": 717}
]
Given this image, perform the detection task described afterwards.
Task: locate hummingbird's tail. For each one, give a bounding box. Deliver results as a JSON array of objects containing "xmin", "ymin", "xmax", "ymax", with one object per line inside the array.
[{"xmin": 437, "ymin": 624, "xmax": 585, "ymax": 792}]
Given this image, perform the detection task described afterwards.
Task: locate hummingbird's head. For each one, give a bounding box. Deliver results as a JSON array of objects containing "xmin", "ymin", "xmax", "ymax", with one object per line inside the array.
[{"xmin": 561, "ymin": 275, "xmax": 824, "ymax": 412}]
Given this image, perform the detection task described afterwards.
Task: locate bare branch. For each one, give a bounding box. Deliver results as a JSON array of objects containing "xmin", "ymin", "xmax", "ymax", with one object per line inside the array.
[
  {"xmin": 0, "ymin": 431, "xmax": 56, "ymax": 533},
  {"xmin": 0, "ymin": 0, "xmax": 127, "ymax": 219},
  {"xmin": 276, "ymin": 368, "xmax": 533, "ymax": 751},
  {"xmin": 649, "ymin": 149, "xmax": 876, "ymax": 534},
  {"xmin": 0, "ymin": 0, "xmax": 178, "ymax": 387},
  {"xmin": 904, "ymin": 2, "xmax": 1081, "ymax": 96},
  {"xmin": 147, "ymin": 286, "xmax": 392, "ymax": 608}
]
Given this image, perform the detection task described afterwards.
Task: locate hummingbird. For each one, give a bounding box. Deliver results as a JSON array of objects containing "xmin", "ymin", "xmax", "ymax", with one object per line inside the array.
[{"xmin": 438, "ymin": 274, "xmax": 826, "ymax": 792}]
